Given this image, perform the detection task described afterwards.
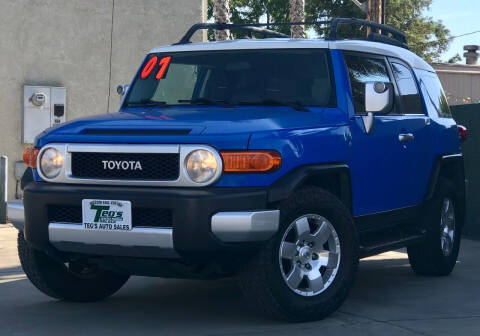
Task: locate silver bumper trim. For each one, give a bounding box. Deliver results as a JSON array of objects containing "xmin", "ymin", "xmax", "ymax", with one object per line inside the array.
[
  {"xmin": 48, "ymin": 223, "xmax": 178, "ymax": 258},
  {"xmin": 211, "ymin": 210, "xmax": 280, "ymax": 242},
  {"xmin": 7, "ymin": 201, "xmax": 24, "ymax": 231}
]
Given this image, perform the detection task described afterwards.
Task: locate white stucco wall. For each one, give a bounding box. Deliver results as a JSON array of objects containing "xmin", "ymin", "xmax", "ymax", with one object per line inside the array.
[{"xmin": 0, "ymin": 0, "xmax": 206, "ymax": 200}]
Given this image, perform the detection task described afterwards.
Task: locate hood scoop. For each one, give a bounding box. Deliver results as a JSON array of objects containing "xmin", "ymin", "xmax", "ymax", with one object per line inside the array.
[{"xmin": 82, "ymin": 128, "xmax": 191, "ymax": 136}]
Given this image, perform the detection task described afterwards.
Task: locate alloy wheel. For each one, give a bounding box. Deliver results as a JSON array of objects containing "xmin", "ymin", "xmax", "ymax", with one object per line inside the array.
[
  {"xmin": 440, "ymin": 198, "xmax": 456, "ymax": 256},
  {"xmin": 279, "ymin": 214, "xmax": 341, "ymax": 297}
]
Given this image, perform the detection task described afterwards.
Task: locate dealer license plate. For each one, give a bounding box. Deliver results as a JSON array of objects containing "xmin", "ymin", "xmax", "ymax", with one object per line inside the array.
[{"xmin": 82, "ymin": 199, "xmax": 132, "ymax": 231}]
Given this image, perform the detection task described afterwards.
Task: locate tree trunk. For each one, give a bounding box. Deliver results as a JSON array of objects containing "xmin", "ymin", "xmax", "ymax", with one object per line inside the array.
[
  {"xmin": 213, "ymin": 0, "xmax": 230, "ymax": 41},
  {"xmin": 367, "ymin": 0, "xmax": 383, "ymax": 24},
  {"xmin": 289, "ymin": 0, "xmax": 305, "ymax": 38},
  {"xmin": 366, "ymin": 0, "xmax": 383, "ymax": 36}
]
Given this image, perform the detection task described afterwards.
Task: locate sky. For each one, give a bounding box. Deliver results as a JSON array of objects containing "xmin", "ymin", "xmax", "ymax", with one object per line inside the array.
[{"xmin": 425, "ymin": 0, "xmax": 480, "ymax": 62}]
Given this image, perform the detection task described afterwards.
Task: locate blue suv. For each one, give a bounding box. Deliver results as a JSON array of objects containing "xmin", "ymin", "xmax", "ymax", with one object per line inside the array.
[{"xmin": 14, "ymin": 19, "xmax": 466, "ymax": 321}]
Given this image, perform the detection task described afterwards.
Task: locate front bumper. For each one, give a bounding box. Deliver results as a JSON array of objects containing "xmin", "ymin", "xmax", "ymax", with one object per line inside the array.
[
  {"xmin": 22, "ymin": 182, "xmax": 279, "ymax": 262},
  {"xmin": 7, "ymin": 201, "xmax": 25, "ymax": 231}
]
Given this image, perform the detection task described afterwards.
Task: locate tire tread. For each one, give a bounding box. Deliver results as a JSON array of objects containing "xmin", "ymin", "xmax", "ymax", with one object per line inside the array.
[
  {"xmin": 407, "ymin": 178, "xmax": 461, "ymax": 276},
  {"xmin": 239, "ymin": 186, "xmax": 358, "ymax": 322},
  {"xmin": 18, "ymin": 232, "xmax": 129, "ymax": 301}
]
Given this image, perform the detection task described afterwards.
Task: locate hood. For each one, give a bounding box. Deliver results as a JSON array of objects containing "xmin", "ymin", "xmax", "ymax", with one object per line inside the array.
[{"xmin": 35, "ymin": 105, "xmax": 346, "ymax": 148}]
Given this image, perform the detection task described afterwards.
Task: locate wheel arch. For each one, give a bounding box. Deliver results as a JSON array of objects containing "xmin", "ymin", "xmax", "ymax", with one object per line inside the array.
[
  {"xmin": 267, "ymin": 164, "xmax": 352, "ymax": 213},
  {"xmin": 425, "ymin": 154, "xmax": 466, "ymax": 225}
]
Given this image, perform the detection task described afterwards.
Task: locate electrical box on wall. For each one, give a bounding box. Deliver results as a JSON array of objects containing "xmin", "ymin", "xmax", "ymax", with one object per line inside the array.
[{"xmin": 23, "ymin": 86, "xmax": 66, "ymax": 144}]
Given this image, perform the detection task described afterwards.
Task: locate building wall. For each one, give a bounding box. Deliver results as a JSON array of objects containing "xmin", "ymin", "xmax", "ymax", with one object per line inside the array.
[
  {"xmin": 0, "ymin": 0, "xmax": 206, "ymax": 201},
  {"xmin": 431, "ymin": 63, "xmax": 480, "ymax": 105},
  {"xmin": 451, "ymin": 104, "xmax": 480, "ymax": 239}
]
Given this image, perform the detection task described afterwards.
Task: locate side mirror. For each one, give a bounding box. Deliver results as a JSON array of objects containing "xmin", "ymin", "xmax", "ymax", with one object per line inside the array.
[
  {"xmin": 116, "ymin": 84, "xmax": 130, "ymax": 96},
  {"xmin": 362, "ymin": 82, "xmax": 394, "ymax": 134}
]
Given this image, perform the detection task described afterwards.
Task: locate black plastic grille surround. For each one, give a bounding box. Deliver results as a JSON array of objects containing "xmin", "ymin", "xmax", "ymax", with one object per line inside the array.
[
  {"xmin": 71, "ymin": 152, "xmax": 179, "ymax": 181},
  {"xmin": 47, "ymin": 205, "xmax": 173, "ymax": 228}
]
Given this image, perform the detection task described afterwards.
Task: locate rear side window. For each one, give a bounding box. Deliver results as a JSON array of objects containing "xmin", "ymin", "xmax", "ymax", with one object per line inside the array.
[
  {"xmin": 418, "ymin": 72, "xmax": 452, "ymax": 118},
  {"xmin": 390, "ymin": 62, "xmax": 424, "ymax": 114},
  {"xmin": 344, "ymin": 54, "xmax": 391, "ymax": 114}
]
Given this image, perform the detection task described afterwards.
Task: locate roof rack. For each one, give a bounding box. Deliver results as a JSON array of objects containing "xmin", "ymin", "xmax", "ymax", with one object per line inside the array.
[
  {"xmin": 328, "ymin": 18, "xmax": 408, "ymax": 49},
  {"xmin": 177, "ymin": 18, "xmax": 408, "ymax": 50},
  {"xmin": 177, "ymin": 23, "xmax": 291, "ymax": 44}
]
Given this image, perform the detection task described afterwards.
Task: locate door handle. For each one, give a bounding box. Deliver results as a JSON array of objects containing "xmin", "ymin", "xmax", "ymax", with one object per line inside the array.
[{"xmin": 399, "ymin": 133, "xmax": 414, "ymax": 142}]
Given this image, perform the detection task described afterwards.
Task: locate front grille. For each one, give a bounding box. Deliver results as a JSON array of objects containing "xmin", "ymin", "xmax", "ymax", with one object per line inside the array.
[
  {"xmin": 71, "ymin": 152, "xmax": 179, "ymax": 181},
  {"xmin": 47, "ymin": 205, "xmax": 173, "ymax": 228}
]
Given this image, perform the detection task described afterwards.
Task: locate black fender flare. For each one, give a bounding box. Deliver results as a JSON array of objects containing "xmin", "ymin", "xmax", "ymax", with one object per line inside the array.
[
  {"xmin": 21, "ymin": 167, "xmax": 34, "ymax": 190},
  {"xmin": 424, "ymin": 153, "xmax": 465, "ymax": 201},
  {"xmin": 267, "ymin": 164, "xmax": 352, "ymax": 212},
  {"xmin": 424, "ymin": 153, "xmax": 466, "ymax": 229}
]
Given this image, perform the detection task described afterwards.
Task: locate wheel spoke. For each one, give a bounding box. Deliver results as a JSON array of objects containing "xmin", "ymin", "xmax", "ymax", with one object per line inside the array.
[
  {"xmin": 313, "ymin": 221, "xmax": 331, "ymax": 246},
  {"xmin": 449, "ymin": 230, "xmax": 455, "ymax": 241},
  {"xmin": 441, "ymin": 232, "xmax": 453, "ymax": 254},
  {"xmin": 443, "ymin": 199, "xmax": 450, "ymax": 214},
  {"xmin": 442, "ymin": 224, "xmax": 449, "ymax": 235},
  {"xmin": 307, "ymin": 271, "xmax": 324, "ymax": 291},
  {"xmin": 443, "ymin": 232, "xmax": 452, "ymax": 245},
  {"xmin": 295, "ymin": 217, "xmax": 310, "ymax": 238},
  {"xmin": 281, "ymin": 242, "xmax": 297, "ymax": 260},
  {"xmin": 286, "ymin": 265, "xmax": 303, "ymax": 289}
]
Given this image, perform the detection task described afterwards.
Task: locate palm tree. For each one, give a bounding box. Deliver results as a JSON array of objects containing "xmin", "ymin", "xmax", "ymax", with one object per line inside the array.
[
  {"xmin": 213, "ymin": 0, "xmax": 230, "ymax": 40},
  {"xmin": 289, "ymin": 0, "xmax": 305, "ymax": 38}
]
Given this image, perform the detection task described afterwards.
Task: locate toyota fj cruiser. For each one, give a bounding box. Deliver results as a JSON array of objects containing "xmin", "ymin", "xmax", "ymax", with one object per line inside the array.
[{"xmin": 11, "ymin": 19, "xmax": 466, "ymax": 321}]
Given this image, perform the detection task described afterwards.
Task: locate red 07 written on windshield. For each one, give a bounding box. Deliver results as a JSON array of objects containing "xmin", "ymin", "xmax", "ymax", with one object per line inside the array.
[{"xmin": 140, "ymin": 56, "xmax": 172, "ymax": 79}]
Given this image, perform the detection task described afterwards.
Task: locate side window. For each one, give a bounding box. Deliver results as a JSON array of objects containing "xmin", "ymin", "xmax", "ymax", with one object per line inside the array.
[
  {"xmin": 390, "ymin": 62, "xmax": 424, "ymax": 114},
  {"xmin": 419, "ymin": 72, "xmax": 452, "ymax": 118},
  {"xmin": 344, "ymin": 54, "xmax": 391, "ymax": 114}
]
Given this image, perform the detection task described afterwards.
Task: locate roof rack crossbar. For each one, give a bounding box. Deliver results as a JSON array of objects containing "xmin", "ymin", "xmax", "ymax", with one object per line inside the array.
[
  {"xmin": 327, "ymin": 18, "xmax": 408, "ymax": 48},
  {"xmin": 177, "ymin": 18, "xmax": 408, "ymax": 49},
  {"xmin": 177, "ymin": 23, "xmax": 292, "ymax": 45}
]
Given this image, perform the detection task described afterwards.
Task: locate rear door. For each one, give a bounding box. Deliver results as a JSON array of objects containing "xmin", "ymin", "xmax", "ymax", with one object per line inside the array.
[
  {"xmin": 387, "ymin": 58, "xmax": 433, "ymax": 208},
  {"xmin": 345, "ymin": 53, "xmax": 432, "ymax": 222}
]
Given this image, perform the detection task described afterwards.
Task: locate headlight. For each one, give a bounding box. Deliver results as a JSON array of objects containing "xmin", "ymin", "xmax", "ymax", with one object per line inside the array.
[
  {"xmin": 185, "ymin": 149, "xmax": 218, "ymax": 183},
  {"xmin": 40, "ymin": 148, "xmax": 64, "ymax": 179}
]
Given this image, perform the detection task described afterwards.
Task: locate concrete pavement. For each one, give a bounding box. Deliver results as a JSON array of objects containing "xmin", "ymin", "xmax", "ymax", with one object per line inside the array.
[{"xmin": 0, "ymin": 224, "xmax": 479, "ymax": 336}]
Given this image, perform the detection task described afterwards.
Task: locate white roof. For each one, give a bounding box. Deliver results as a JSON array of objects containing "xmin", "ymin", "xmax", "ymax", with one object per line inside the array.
[{"xmin": 150, "ymin": 38, "xmax": 434, "ymax": 72}]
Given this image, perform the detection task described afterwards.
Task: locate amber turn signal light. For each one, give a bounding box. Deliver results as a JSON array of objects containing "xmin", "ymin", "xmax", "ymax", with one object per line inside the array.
[
  {"xmin": 220, "ymin": 151, "xmax": 281, "ymax": 173},
  {"xmin": 23, "ymin": 147, "xmax": 39, "ymax": 168}
]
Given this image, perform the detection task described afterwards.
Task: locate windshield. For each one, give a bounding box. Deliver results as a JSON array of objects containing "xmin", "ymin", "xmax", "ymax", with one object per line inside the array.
[{"xmin": 124, "ymin": 49, "xmax": 335, "ymax": 109}]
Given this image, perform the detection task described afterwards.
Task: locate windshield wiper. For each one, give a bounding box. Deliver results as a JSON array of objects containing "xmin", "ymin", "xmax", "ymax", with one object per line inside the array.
[
  {"xmin": 178, "ymin": 98, "xmax": 235, "ymax": 108},
  {"xmin": 125, "ymin": 99, "xmax": 169, "ymax": 107},
  {"xmin": 237, "ymin": 99, "xmax": 310, "ymax": 112}
]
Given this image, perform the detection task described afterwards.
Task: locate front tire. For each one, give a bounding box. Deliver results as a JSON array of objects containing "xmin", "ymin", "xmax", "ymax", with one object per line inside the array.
[
  {"xmin": 407, "ymin": 179, "xmax": 462, "ymax": 276},
  {"xmin": 18, "ymin": 232, "xmax": 129, "ymax": 301},
  {"xmin": 239, "ymin": 187, "xmax": 359, "ymax": 322}
]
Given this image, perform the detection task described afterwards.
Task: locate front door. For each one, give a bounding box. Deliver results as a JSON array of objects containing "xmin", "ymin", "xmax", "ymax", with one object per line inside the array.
[{"xmin": 344, "ymin": 53, "xmax": 432, "ymax": 222}]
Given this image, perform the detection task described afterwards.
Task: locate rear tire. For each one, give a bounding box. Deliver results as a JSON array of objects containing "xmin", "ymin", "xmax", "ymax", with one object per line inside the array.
[
  {"xmin": 407, "ymin": 179, "xmax": 462, "ymax": 276},
  {"xmin": 239, "ymin": 186, "xmax": 358, "ymax": 322},
  {"xmin": 18, "ymin": 232, "xmax": 129, "ymax": 301}
]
